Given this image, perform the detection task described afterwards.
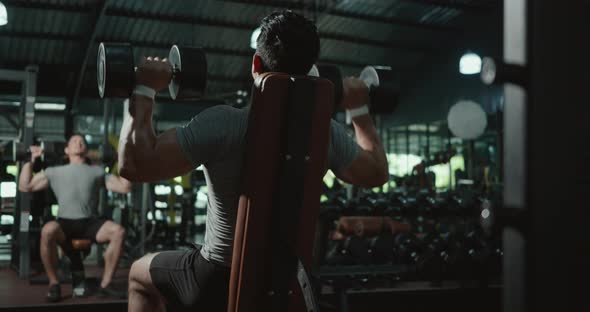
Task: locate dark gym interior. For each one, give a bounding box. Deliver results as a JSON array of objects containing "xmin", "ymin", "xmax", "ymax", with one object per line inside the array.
[{"xmin": 0, "ymin": 1, "xmax": 588, "ymax": 311}]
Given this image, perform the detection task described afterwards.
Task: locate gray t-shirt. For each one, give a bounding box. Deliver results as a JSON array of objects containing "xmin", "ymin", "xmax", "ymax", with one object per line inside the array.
[
  {"xmin": 44, "ymin": 163, "xmax": 106, "ymax": 219},
  {"xmin": 176, "ymin": 105, "xmax": 359, "ymax": 267}
]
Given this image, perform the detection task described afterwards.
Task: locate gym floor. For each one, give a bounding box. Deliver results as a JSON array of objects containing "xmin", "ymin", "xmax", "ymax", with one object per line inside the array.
[
  {"xmin": 0, "ymin": 265, "xmax": 128, "ymax": 311},
  {"xmin": 0, "ymin": 260, "xmax": 501, "ymax": 312}
]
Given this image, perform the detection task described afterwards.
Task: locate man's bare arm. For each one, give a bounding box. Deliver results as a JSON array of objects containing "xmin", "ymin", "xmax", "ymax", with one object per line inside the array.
[
  {"xmin": 118, "ymin": 56, "xmax": 192, "ymax": 182},
  {"xmin": 18, "ymin": 164, "xmax": 49, "ymax": 192},
  {"xmin": 18, "ymin": 146, "xmax": 49, "ymax": 192},
  {"xmin": 105, "ymin": 175, "xmax": 133, "ymax": 194},
  {"xmin": 118, "ymin": 95, "xmax": 193, "ymax": 182},
  {"xmin": 336, "ymin": 114, "xmax": 389, "ymax": 187},
  {"xmin": 334, "ymin": 78, "xmax": 389, "ymax": 188}
]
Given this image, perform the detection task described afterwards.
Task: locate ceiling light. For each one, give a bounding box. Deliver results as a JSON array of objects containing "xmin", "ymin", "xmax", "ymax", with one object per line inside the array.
[
  {"xmin": 34, "ymin": 103, "xmax": 66, "ymax": 111},
  {"xmin": 250, "ymin": 27, "xmax": 261, "ymax": 50},
  {"xmin": 0, "ymin": 2, "xmax": 7, "ymax": 26},
  {"xmin": 459, "ymin": 52, "xmax": 482, "ymax": 75}
]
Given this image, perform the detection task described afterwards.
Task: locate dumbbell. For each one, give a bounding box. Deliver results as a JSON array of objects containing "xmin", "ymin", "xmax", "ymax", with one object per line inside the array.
[
  {"xmin": 414, "ymin": 237, "xmax": 445, "ymax": 281},
  {"xmin": 360, "ymin": 194, "xmax": 389, "ymax": 216},
  {"xmin": 310, "ymin": 64, "xmax": 399, "ymax": 115},
  {"xmin": 341, "ymin": 235, "xmax": 372, "ymax": 265},
  {"xmin": 369, "ymin": 233, "xmax": 395, "ymax": 264},
  {"xmin": 97, "ymin": 42, "xmax": 207, "ymax": 100},
  {"xmin": 12, "ymin": 141, "xmax": 62, "ymax": 162},
  {"xmin": 393, "ymin": 232, "xmax": 421, "ymax": 265},
  {"xmin": 480, "ymin": 56, "xmax": 527, "ymax": 87}
]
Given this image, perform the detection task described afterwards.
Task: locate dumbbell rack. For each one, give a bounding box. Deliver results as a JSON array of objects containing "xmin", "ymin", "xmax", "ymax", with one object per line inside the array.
[{"xmin": 315, "ymin": 184, "xmax": 504, "ymax": 312}]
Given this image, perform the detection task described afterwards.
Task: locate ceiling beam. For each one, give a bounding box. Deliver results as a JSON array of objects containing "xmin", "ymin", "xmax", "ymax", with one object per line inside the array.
[
  {"xmin": 104, "ymin": 8, "xmax": 430, "ymax": 52},
  {"xmin": 0, "ymin": 30, "xmax": 85, "ymax": 41},
  {"xmin": 105, "ymin": 7, "xmax": 255, "ymax": 30},
  {"xmin": 4, "ymin": 0, "xmax": 466, "ymax": 32},
  {"xmin": 0, "ymin": 26, "xmax": 428, "ymax": 55},
  {"xmin": 1, "ymin": 4, "xmax": 436, "ymax": 52},
  {"xmin": 0, "ymin": 31, "xmax": 372, "ymax": 69},
  {"xmin": 320, "ymin": 33, "xmax": 430, "ymax": 53},
  {"xmin": 401, "ymin": 0, "xmax": 498, "ymax": 11},
  {"xmin": 2, "ymin": 0, "xmax": 94, "ymax": 12},
  {"xmin": 221, "ymin": 0, "xmax": 460, "ymax": 32}
]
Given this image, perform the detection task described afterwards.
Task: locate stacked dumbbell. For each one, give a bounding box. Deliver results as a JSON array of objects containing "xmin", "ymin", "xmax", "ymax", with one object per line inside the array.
[
  {"xmin": 97, "ymin": 42, "xmax": 207, "ymax": 100},
  {"xmin": 323, "ymin": 216, "xmax": 412, "ymax": 266},
  {"xmin": 319, "ymin": 188, "xmax": 503, "ymax": 283}
]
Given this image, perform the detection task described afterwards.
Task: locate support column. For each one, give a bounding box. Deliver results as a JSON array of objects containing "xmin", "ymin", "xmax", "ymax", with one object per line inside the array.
[{"xmin": 12, "ymin": 66, "xmax": 38, "ymax": 279}]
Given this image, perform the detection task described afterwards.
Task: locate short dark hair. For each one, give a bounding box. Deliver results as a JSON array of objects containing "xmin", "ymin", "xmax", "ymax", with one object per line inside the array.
[
  {"xmin": 256, "ymin": 10, "xmax": 320, "ymax": 75},
  {"xmin": 67, "ymin": 133, "xmax": 87, "ymax": 146}
]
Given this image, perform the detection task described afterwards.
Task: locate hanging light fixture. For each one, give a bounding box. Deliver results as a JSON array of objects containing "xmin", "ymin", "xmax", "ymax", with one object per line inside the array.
[{"xmin": 459, "ymin": 52, "xmax": 482, "ymax": 75}]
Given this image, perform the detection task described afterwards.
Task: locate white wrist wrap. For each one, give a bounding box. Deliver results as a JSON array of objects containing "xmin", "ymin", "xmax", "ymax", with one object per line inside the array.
[
  {"xmin": 346, "ymin": 105, "xmax": 369, "ymax": 124},
  {"xmin": 133, "ymin": 85, "xmax": 156, "ymax": 99}
]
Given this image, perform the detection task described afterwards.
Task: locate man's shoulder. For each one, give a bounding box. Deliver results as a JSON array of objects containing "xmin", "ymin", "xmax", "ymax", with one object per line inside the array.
[
  {"xmin": 186, "ymin": 105, "xmax": 249, "ymax": 134},
  {"xmin": 45, "ymin": 164, "xmax": 67, "ymax": 172},
  {"xmin": 199, "ymin": 105, "xmax": 248, "ymax": 120},
  {"xmin": 87, "ymin": 164, "xmax": 106, "ymax": 176}
]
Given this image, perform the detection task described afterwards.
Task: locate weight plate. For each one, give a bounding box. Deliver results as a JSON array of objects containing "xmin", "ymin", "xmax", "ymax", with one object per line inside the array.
[
  {"xmin": 171, "ymin": 46, "xmax": 207, "ymax": 100},
  {"xmin": 97, "ymin": 43, "xmax": 106, "ymax": 98},
  {"xmin": 360, "ymin": 66, "xmax": 380, "ymax": 89},
  {"xmin": 168, "ymin": 45, "xmax": 181, "ymax": 100},
  {"xmin": 97, "ymin": 42, "xmax": 134, "ymax": 98},
  {"xmin": 480, "ymin": 57, "xmax": 496, "ymax": 85},
  {"xmin": 362, "ymin": 65, "xmax": 398, "ymax": 114}
]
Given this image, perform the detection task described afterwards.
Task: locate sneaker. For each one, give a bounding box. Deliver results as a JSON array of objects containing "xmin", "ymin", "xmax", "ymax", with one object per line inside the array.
[
  {"xmin": 96, "ymin": 284, "xmax": 126, "ymax": 299},
  {"xmin": 72, "ymin": 280, "xmax": 89, "ymax": 298},
  {"xmin": 46, "ymin": 284, "xmax": 61, "ymax": 303},
  {"xmin": 71, "ymin": 271, "xmax": 88, "ymax": 298}
]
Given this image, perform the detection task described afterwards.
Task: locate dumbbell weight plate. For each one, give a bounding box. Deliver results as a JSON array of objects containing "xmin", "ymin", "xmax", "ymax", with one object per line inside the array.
[
  {"xmin": 370, "ymin": 234, "xmax": 395, "ymax": 264},
  {"xmin": 360, "ymin": 66, "xmax": 398, "ymax": 114},
  {"xmin": 480, "ymin": 57, "xmax": 496, "ymax": 85},
  {"xmin": 12, "ymin": 142, "xmax": 27, "ymax": 162},
  {"xmin": 343, "ymin": 235, "xmax": 371, "ymax": 265},
  {"xmin": 360, "ymin": 66, "xmax": 380, "ymax": 90},
  {"xmin": 168, "ymin": 45, "xmax": 207, "ymax": 100},
  {"xmin": 97, "ymin": 43, "xmax": 106, "ymax": 98},
  {"xmin": 97, "ymin": 43, "xmax": 135, "ymax": 98}
]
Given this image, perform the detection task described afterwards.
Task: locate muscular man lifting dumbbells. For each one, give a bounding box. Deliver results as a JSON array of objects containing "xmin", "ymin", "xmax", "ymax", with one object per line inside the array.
[
  {"xmin": 117, "ymin": 10, "xmax": 389, "ymax": 311},
  {"xmin": 18, "ymin": 134, "xmax": 132, "ymax": 302}
]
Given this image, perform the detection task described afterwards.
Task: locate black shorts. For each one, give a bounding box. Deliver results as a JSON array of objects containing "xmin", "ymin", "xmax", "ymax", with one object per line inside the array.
[
  {"xmin": 149, "ymin": 249, "xmax": 231, "ymax": 311},
  {"xmin": 56, "ymin": 218, "xmax": 106, "ymax": 243}
]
